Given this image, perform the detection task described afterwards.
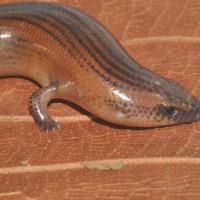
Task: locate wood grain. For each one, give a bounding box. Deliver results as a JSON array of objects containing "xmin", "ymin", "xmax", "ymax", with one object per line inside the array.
[{"xmin": 0, "ymin": 0, "xmax": 200, "ymax": 199}]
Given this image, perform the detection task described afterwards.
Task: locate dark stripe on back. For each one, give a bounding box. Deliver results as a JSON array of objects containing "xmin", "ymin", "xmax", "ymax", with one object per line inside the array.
[
  {"xmin": 0, "ymin": 2, "xmax": 154, "ymax": 91},
  {"xmin": 0, "ymin": 33, "xmax": 50, "ymax": 58},
  {"xmin": 40, "ymin": 3, "xmax": 153, "ymax": 86},
  {"xmin": 0, "ymin": 2, "xmax": 193, "ymax": 104}
]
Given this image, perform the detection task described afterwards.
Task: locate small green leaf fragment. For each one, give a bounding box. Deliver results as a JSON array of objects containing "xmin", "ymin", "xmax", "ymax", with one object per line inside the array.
[{"xmin": 81, "ymin": 161, "xmax": 124, "ymax": 170}]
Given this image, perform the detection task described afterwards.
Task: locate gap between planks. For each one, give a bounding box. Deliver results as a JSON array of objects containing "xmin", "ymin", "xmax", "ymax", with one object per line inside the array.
[
  {"xmin": 1, "ymin": 158, "xmax": 200, "ymax": 175},
  {"xmin": 0, "ymin": 115, "xmax": 91, "ymax": 123},
  {"xmin": 123, "ymin": 36, "xmax": 200, "ymax": 46}
]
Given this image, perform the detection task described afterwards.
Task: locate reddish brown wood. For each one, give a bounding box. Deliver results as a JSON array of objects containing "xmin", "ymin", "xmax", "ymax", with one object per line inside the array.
[{"xmin": 0, "ymin": 0, "xmax": 200, "ymax": 199}]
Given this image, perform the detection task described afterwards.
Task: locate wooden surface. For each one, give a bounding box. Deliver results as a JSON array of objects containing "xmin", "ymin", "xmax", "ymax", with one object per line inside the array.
[{"xmin": 0, "ymin": 0, "xmax": 200, "ymax": 199}]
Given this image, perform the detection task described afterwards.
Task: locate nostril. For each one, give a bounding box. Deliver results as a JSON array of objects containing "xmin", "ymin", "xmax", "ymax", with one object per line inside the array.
[
  {"xmin": 194, "ymin": 101, "xmax": 200, "ymax": 119},
  {"xmin": 186, "ymin": 99, "xmax": 200, "ymax": 122}
]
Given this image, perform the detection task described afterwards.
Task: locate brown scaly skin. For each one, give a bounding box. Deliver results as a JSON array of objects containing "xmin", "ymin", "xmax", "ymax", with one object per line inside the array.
[{"xmin": 0, "ymin": 2, "xmax": 199, "ymax": 131}]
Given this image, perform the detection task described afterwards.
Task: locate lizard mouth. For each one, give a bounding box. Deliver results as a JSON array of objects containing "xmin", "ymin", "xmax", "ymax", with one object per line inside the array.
[
  {"xmin": 185, "ymin": 101, "xmax": 200, "ymax": 123},
  {"xmin": 154, "ymin": 103, "xmax": 198, "ymax": 125}
]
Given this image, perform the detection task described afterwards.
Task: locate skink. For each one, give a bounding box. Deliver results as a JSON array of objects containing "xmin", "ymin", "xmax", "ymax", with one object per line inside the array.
[{"xmin": 0, "ymin": 1, "xmax": 199, "ymax": 131}]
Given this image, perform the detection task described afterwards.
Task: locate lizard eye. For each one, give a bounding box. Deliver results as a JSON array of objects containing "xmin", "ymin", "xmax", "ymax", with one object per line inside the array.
[
  {"xmin": 164, "ymin": 106, "xmax": 177, "ymax": 115},
  {"xmin": 157, "ymin": 105, "xmax": 178, "ymax": 117}
]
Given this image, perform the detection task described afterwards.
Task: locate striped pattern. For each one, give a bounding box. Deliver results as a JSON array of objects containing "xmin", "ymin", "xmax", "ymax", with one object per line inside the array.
[
  {"xmin": 0, "ymin": 2, "xmax": 192, "ymax": 98},
  {"xmin": 0, "ymin": 2, "xmax": 157, "ymax": 91},
  {"xmin": 0, "ymin": 2, "xmax": 199, "ymax": 127}
]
